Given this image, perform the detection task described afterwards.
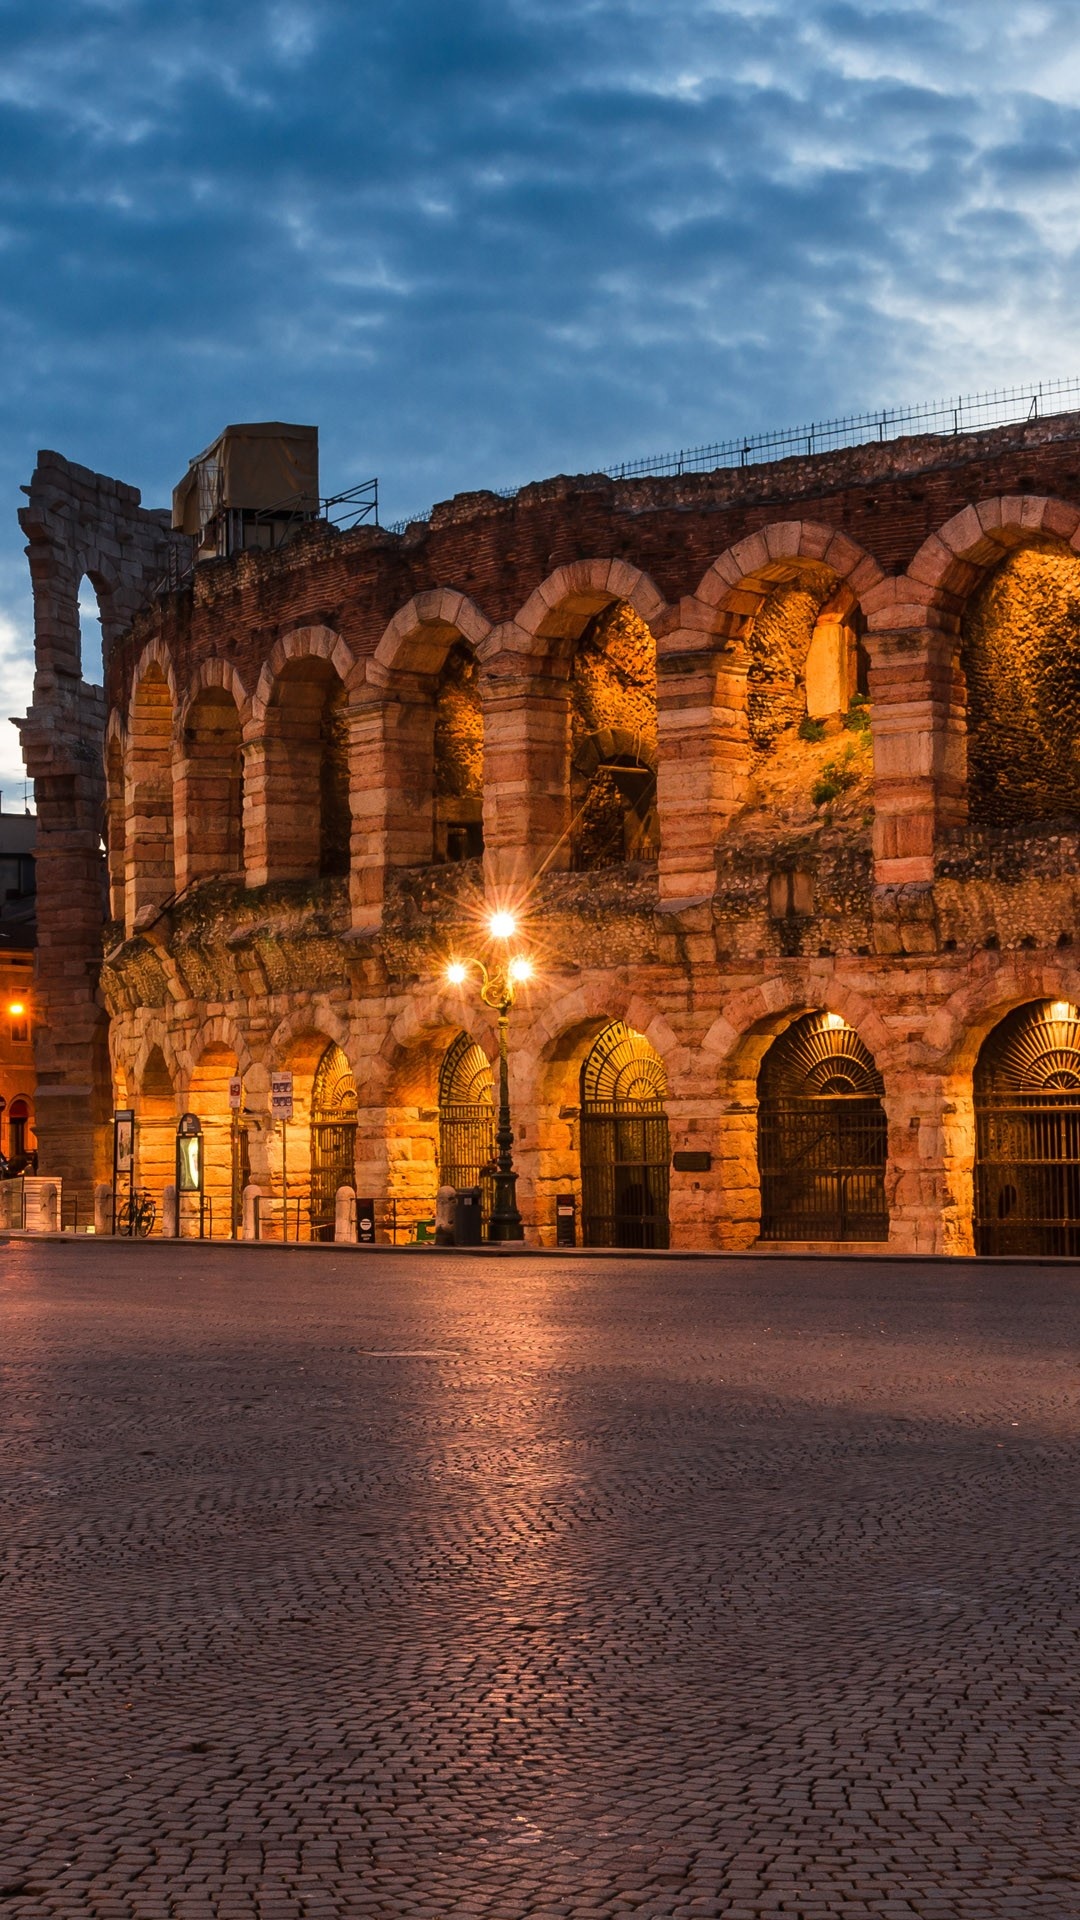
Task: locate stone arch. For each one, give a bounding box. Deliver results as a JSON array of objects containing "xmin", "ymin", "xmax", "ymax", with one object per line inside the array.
[
  {"xmin": 247, "ymin": 627, "xmax": 355, "ymax": 885},
  {"xmin": 126, "ymin": 645, "xmax": 178, "ymax": 924},
  {"xmin": 376, "ymin": 1003, "xmax": 488, "ymax": 1234},
  {"xmin": 484, "ymin": 563, "xmax": 668, "ymax": 883},
  {"xmin": 250, "ymin": 625, "xmax": 356, "ymax": 720},
  {"xmin": 918, "ymin": 959, "xmax": 1080, "ymax": 1258},
  {"xmin": 373, "ymin": 589, "xmax": 493, "ymax": 676},
  {"xmin": 656, "ymin": 525, "xmax": 883, "ymax": 906},
  {"xmin": 859, "ymin": 499, "xmax": 1080, "ymax": 884},
  {"xmin": 355, "ymin": 597, "xmax": 490, "ymax": 905},
  {"xmin": 175, "ymin": 670, "xmax": 247, "ymax": 889},
  {"xmin": 701, "ymin": 984, "xmax": 894, "ymax": 1250},
  {"xmin": 512, "ymin": 559, "xmax": 668, "ymax": 659},
  {"xmin": 182, "ymin": 1025, "xmax": 251, "ymax": 1239},
  {"xmin": 518, "ymin": 985, "xmax": 683, "ymax": 1246},
  {"xmin": 903, "ymin": 497, "xmax": 1080, "ymax": 613},
  {"xmin": 177, "ymin": 659, "xmax": 251, "ymax": 735},
  {"xmin": 264, "ymin": 1010, "xmax": 359, "ymax": 1240},
  {"xmin": 690, "ymin": 521, "xmax": 885, "ymax": 638}
]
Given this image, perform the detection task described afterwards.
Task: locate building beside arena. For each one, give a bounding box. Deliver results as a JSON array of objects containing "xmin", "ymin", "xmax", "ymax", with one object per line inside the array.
[{"xmin": 17, "ymin": 400, "xmax": 1080, "ymax": 1254}]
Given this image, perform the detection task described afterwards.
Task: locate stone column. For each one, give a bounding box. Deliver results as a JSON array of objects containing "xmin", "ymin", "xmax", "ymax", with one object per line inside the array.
[
  {"xmin": 349, "ymin": 675, "xmax": 437, "ymax": 924},
  {"xmin": 481, "ymin": 664, "xmax": 571, "ymax": 888},
  {"xmin": 656, "ymin": 636, "xmax": 748, "ymax": 905},
  {"xmin": 867, "ymin": 622, "xmax": 966, "ymax": 886}
]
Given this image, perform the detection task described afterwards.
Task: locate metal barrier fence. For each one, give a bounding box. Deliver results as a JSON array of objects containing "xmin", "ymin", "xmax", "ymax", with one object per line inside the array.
[{"xmin": 386, "ymin": 374, "xmax": 1080, "ymax": 532}]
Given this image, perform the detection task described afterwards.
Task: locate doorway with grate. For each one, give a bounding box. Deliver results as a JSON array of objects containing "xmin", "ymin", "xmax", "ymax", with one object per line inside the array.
[
  {"xmin": 580, "ymin": 1021, "xmax": 670, "ymax": 1249},
  {"xmin": 974, "ymin": 999, "xmax": 1080, "ymax": 1256},
  {"xmin": 310, "ymin": 1043, "xmax": 357, "ymax": 1240},
  {"xmin": 758, "ymin": 1011, "xmax": 888, "ymax": 1243}
]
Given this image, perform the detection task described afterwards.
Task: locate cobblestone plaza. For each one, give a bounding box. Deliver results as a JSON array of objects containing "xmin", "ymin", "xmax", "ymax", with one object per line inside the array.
[{"xmin": 1, "ymin": 1244, "xmax": 1078, "ymax": 1919}]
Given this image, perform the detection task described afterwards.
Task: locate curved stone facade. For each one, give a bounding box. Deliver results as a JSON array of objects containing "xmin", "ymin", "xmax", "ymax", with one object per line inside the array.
[{"xmin": 21, "ymin": 415, "xmax": 1080, "ymax": 1252}]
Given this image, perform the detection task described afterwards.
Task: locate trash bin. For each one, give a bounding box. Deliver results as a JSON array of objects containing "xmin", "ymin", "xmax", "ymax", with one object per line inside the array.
[{"xmin": 454, "ymin": 1186, "xmax": 484, "ymax": 1246}]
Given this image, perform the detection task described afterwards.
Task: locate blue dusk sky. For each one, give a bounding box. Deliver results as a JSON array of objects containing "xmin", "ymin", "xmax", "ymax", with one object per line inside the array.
[{"xmin": 2, "ymin": 0, "xmax": 1080, "ymax": 792}]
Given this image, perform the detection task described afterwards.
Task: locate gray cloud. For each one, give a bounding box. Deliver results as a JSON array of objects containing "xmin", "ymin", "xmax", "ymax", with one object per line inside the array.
[{"xmin": 2, "ymin": 0, "xmax": 1080, "ymax": 780}]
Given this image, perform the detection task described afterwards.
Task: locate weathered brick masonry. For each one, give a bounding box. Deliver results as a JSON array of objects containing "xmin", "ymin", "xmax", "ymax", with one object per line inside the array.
[{"xmin": 21, "ymin": 412, "xmax": 1080, "ymax": 1252}]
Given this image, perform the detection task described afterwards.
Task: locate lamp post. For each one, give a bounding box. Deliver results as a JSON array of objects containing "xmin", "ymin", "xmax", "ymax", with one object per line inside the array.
[{"xmin": 446, "ymin": 911, "xmax": 532, "ymax": 1243}]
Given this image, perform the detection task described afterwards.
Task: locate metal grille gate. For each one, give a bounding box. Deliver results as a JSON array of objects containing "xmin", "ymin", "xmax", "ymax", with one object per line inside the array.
[
  {"xmin": 759, "ymin": 1097, "xmax": 888, "ymax": 1242},
  {"xmin": 758, "ymin": 1012, "xmax": 888, "ymax": 1243},
  {"xmin": 310, "ymin": 1044, "xmax": 357, "ymax": 1241},
  {"xmin": 974, "ymin": 1002, "xmax": 1080, "ymax": 1256},
  {"xmin": 580, "ymin": 1022, "xmax": 670, "ymax": 1249},
  {"xmin": 439, "ymin": 1034, "xmax": 495, "ymax": 1224}
]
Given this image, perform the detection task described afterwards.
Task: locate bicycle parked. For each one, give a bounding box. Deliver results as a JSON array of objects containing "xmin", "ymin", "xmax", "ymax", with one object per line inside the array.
[{"xmin": 115, "ymin": 1190, "xmax": 156, "ymax": 1238}]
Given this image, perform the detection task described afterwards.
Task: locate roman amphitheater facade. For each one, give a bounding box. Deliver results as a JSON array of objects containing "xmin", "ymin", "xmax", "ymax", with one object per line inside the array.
[{"xmin": 19, "ymin": 415, "xmax": 1080, "ymax": 1254}]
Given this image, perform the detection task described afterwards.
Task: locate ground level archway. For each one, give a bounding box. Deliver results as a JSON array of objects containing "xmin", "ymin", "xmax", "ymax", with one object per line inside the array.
[
  {"xmin": 758, "ymin": 1011, "xmax": 888, "ymax": 1243},
  {"xmin": 438, "ymin": 1032, "xmax": 494, "ymax": 1221},
  {"xmin": 310, "ymin": 1043, "xmax": 357, "ymax": 1239},
  {"xmin": 580, "ymin": 1021, "xmax": 670, "ymax": 1248},
  {"xmin": 974, "ymin": 998, "xmax": 1080, "ymax": 1256}
]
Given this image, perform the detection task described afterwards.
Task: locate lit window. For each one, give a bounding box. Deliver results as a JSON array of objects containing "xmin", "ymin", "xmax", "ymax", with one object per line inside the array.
[{"xmin": 10, "ymin": 1018, "xmax": 29, "ymax": 1046}]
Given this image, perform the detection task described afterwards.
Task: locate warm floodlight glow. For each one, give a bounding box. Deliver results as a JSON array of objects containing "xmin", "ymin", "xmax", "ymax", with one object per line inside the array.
[
  {"xmin": 446, "ymin": 961, "xmax": 468, "ymax": 986},
  {"xmin": 824, "ymin": 1011, "xmax": 846, "ymax": 1030},
  {"xmin": 1051, "ymin": 1001, "xmax": 1075, "ymax": 1022},
  {"xmin": 489, "ymin": 910, "xmax": 516, "ymax": 940},
  {"xmin": 8, "ymin": 1002, "xmax": 24, "ymax": 1018},
  {"xmin": 508, "ymin": 956, "xmax": 533, "ymax": 983}
]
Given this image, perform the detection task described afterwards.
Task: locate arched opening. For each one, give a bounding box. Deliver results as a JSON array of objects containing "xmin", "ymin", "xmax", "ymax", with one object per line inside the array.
[
  {"xmin": 104, "ymin": 733, "xmax": 126, "ymax": 924},
  {"xmin": 580, "ymin": 1021, "xmax": 670, "ymax": 1247},
  {"xmin": 757, "ymin": 1012, "xmax": 887, "ymax": 1243},
  {"xmin": 974, "ymin": 999, "xmax": 1080, "ymax": 1255},
  {"xmin": 438, "ymin": 1032, "xmax": 494, "ymax": 1218},
  {"xmin": 961, "ymin": 546, "xmax": 1080, "ymax": 825},
  {"xmin": 309, "ymin": 1042, "xmax": 357, "ymax": 1239},
  {"xmin": 180, "ymin": 689, "xmax": 244, "ymax": 885},
  {"xmin": 571, "ymin": 602, "xmax": 659, "ymax": 869},
  {"xmin": 78, "ymin": 577, "xmax": 104, "ymax": 686},
  {"xmin": 128, "ymin": 664, "xmax": 176, "ymax": 918},
  {"xmin": 434, "ymin": 643, "xmax": 484, "ymax": 862},
  {"xmin": 6, "ymin": 1097, "xmax": 32, "ymax": 1171},
  {"xmin": 263, "ymin": 660, "xmax": 350, "ymax": 881},
  {"xmin": 136, "ymin": 1045, "xmax": 176, "ymax": 1226},
  {"xmin": 187, "ymin": 1045, "xmax": 245, "ymax": 1238},
  {"xmin": 739, "ymin": 574, "xmax": 871, "ymax": 829}
]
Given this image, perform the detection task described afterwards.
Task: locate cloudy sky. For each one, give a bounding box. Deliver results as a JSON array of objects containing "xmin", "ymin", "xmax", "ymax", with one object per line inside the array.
[{"xmin": 2, "ymin": 0, "xmax": 1080, "ymax": 792}]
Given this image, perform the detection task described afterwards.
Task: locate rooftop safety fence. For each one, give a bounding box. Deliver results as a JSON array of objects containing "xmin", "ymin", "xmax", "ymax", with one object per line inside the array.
[{"xmin": 384, "ymin": 375, "xmax": 1080, "ymax": 535}]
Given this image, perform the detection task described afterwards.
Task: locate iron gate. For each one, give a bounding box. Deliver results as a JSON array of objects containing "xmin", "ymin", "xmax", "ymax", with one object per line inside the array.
[
  {"xmin": 974, "ymin": 1001, "xmax": 1080, "ymax": 1255},
  {"xmin": 580, "ymin": 1022, "xmax": 670, "ymax": 1249},
  {"xmin": 439, "ymin": 1034, "xmax": 495, "ymax": 1223},
  {"xmin": 310, "ymin": 1043, "xmax": 358, "ymax": 1241},
  {"xmin": 759, "ymin": 1097, "xmax": 888, "ymax": 1241},
  {"xmin": 758, "ymin": 1011, "xmax": 888, "ymax": 1243}
]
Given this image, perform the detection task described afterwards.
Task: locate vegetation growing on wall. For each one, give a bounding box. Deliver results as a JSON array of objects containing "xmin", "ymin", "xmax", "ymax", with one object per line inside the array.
[
  {"xmin": 571, "ymin": 601, "xmax": 659, "ymax": 868},
  {"xmin": 963, "ymin": 546, "xmax": 1080, "ymax": 825}
]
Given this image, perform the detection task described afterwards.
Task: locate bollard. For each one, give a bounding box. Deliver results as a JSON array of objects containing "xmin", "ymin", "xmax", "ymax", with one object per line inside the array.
[
  {"xmin": 334, "ymin": 1185, "xmax": 358, "ymax": 1243},
  {"xmin": 242, "ymin": 1183, "xmax": 264, "ymax": 1242},
  {"xmin": 40, "ymin": 1182, "xmax": 59, "ymax": 1233},
  {"xmin": 94, "ymin": 1183, "xmax": 113, "ymax": 1236},
  {"xmin": 162, "ymin": 1183, "xmax": 178, "ymax": 1238},
  {"xmin": 435, "ymin": 1184, "xmax": 456, "ymax": 1246}
]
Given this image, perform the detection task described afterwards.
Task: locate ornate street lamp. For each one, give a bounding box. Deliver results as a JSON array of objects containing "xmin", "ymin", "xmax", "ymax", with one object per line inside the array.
[{"xmin": 445, "ymin": 912, "xmax": 533, "ymax": 1242}]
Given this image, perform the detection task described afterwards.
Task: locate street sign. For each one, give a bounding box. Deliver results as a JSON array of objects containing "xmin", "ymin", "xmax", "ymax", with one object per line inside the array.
[
  {"xmin": 357, "ymin": 1198, "xmax": 376, "ymax": 1245},
  {"xmin": 271, "ymin": 1071, "xmax": 294, "ymax": 1122},
  {"xmin": 228, "ymin": 1076, "xmax": 242, "ymax": 1112}
]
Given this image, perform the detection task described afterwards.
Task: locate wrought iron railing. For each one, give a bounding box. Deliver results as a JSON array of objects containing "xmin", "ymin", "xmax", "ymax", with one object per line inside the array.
[{"xmin": 385, "ymin": 375, "xmax": 1080, "ymax": 534}]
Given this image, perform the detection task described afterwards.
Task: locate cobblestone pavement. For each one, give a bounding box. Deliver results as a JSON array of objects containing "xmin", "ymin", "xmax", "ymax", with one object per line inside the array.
[{"xmin": 1, "ymin": 1243, "xmax": 1080, "ymax": 1919}]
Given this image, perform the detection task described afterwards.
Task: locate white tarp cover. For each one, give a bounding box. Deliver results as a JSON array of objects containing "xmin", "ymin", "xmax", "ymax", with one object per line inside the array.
[{"xmin": 172, "ymin": 422, "xmax": 319, "ymax": 533}]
